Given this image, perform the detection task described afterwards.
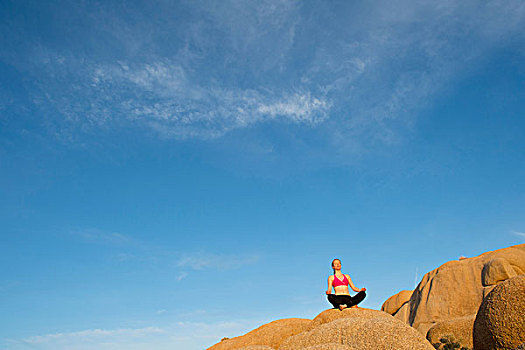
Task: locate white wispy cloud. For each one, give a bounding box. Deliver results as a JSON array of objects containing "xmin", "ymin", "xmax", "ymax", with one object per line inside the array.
[
  {"xmin": 94, "ymin": 61, "xmax": 331, "ymax": 131},
  {"xmin": 21, "ymin": 327, "xmax": 166, "ymax": 345},
  {"xmin": 4, "ymin": 320, "xmax": 261, "ymax": 350},
  {"xmin": 71, "ymin": 228, "xmax": 133, "ymax": 246},
  {"xmin": 2, "ymin": 0, "xmax": 525, "ymax": 152},
  {"xmin": 176, "ymin": 271, "xmax": 188, "ymax": 281},
  {"xmin": 256, "ymin": 93, "xmax": 331, "ymax": 124},
  {"xmin": 511, "ymin": 230, "xmax": 525, "ymax": 238},
  {"xmin": 34, "ymin": 54, "xmax": 331, "ymax": 140},
  {"xmin": 176, "ymin": 252, "xmax": 260, "ymax": 271}
]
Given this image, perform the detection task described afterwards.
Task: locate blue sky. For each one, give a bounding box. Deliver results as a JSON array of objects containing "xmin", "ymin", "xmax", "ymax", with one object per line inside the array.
[{"xmin": 1, "ymin": 0, "xmax": 525, "ymax": 349}]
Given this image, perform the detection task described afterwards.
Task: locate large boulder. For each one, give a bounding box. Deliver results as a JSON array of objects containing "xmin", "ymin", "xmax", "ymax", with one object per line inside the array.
[
  {"xmin": 389, "ymin": 244, "xmax": 525, "ymax": 334},
  {"xmin": 279, "ymin": 316, "xmax": 434, "ymax": 350},
  {"xmin": 302, "ymin": 344, "xmax": 351, "ymax": 350},
  {"xmin": 209, "ymin": 244, "xmax": 525, "ymax": 349},
  {"xmin": 208, "ymin": 318, "xmax": 311, "ymax": 350},
  {"xmin": 426, "ymin": 314, "xmax": 475, "ymax": 349},
  {"xmin": 473, "ymin": 275, "xmax": 525, "ymax": 350},
  {"xmin": 381, "ymin": 290, "xmax": 413, "ymax": 315},
  {"xmin": 482, "ymin": 257, "xmax": 518, "ymax": 286},
  {"xmin": 393, "ymin": 300, "xmax": 411, "ymax": 321},
  {"xmin": 309, "ymin": 307, "xmax": 393, "ymax": 329}
]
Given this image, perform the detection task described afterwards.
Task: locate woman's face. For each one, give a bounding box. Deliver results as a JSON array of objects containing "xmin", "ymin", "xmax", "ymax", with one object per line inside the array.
[{"xmin": 332, "ymin": 260, "xmax": 341, "ymax": 270}]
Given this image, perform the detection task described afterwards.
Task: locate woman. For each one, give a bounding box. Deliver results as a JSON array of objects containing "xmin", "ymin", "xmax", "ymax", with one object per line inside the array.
[{"xmin": 325, "ymin": 258, "xmax": 366, "ymax": 310}]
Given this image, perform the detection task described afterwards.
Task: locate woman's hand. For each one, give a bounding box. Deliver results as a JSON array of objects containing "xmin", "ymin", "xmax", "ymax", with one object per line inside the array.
[
  {"xmin": 325, "ymin": 290, "xmax": 331, "ymax": 295},
  {"xmin": 360, "ymin": 287, "xmax": 366, "ymax": 292}
]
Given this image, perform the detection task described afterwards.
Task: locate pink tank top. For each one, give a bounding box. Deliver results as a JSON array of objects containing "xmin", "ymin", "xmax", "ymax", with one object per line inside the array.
[{"xmin": 332, "ymin": 274, "xmax": 349, "ymax": 287}]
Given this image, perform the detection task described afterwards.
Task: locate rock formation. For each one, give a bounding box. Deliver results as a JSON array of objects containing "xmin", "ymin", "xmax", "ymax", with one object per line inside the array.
[
  {"xmin": 300, "ymin": 345, "xmax": 352, "ymax": 350},
  {"xmin": 381, "ymin": 289, "xmax": 412, "ymax": 315},
  {"xmin": 308, "ymin": 307, "xmax": 392, "ymax": 329},
  {"xmin": 208, "ymin": 308, "xmax": 433, "ymax": 349},
  {"xmin": 426, "ymin": 314, "xmax": 475, "ymax": 349},
  {"xmin": 279, "ymin": 315, "xmax": 434, "ymax": 350},
  {"xmin": 473, "ymin": 275, "xmax": 525, "ymax": 350},
  {"xmin": 383, "ymin": 244, "xmax": 525, "ymax": 335},
  {"xmin": 208, "ymin": 244, "xmax": 525, "ymax": 350},
  {"xmin": 208, "ymin": 318, "xmax": 311, "ymax": 350},
  {"xmin": 481, "ymin": 257, "xmax": 518, "ymax": 286}
]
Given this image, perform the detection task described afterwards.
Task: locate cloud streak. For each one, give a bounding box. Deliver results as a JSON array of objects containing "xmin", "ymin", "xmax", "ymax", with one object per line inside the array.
[
  {"xmin": 176, "ymin": 252, "xmax": 260, "ymax": 271},
  {"xmin": 2, "ymin": 0, "xmax": 525, "ymax": 152},
  {"xmin": 33, "ymin": 55, "xmax": 331, "ymax": 140},
  {"xmin": 511, "ymin": 230, "xmax": 525, "ymax": 239},
  {"xmin": 20, "ymin": 327, "xmax": 166, "ymax": 345},
  {"xmin": 4, "ymin": 320, "xmax": 260, "ymax": 350},
  {"xmin": 71, "ymin": 228, "xmax": 134, "ymax": 246}
]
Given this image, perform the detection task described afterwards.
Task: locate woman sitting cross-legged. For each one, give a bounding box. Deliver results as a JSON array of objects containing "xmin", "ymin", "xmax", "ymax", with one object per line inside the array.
[{"xmin": 325, "ymin": 258, "xmax": 366, "ymax": 310}]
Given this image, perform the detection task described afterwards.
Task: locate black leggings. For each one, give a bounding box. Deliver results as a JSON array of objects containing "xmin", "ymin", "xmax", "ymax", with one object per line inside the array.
[{"xmin": 327, "ymin": 291, "xmax": 366, "ymax": 309}]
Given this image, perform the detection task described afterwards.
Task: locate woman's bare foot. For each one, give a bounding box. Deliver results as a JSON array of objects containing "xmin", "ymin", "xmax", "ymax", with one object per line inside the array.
[{"xmin": 339, "ymin": 304, "xmax": 347, "ymax": 311}]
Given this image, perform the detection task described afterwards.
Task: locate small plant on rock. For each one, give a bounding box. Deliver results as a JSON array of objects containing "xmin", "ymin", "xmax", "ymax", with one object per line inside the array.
[{"xmin": 432, "ymin": 335, "xmax": 470, "ymax": 350}]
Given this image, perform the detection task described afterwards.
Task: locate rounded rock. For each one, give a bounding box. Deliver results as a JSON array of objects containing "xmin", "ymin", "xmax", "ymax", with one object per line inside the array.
[
  {"xmin": 279, "ymin": 317, "xmax": 434, "ymax": 350},
  {"xmin": 310, "ymin": 307, "xmax": 393, "ymax": 330},
  {"xmin": 381, "ymin": 290, "xmax": 413, "ymax": 315},
  {"xmin": 301, "ymin": 344, "xmax": 351, "ymax": 350},
  {"xmin": 481, "ymin": 257, "xmax": 517, "ymax": 286},
  {"xmin": 426, "ymin": 315, "xmax": 475, "ymax": 349},
  {"xmin": 208, "ymin": 318, "xmax": 311, "ymax": 350},
  {"xmin": 473, "ymin": 275, "xmax": 525, "ymax": 350}
]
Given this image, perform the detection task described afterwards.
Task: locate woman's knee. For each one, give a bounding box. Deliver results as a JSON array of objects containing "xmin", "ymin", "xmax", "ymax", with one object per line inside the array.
[{"xmin": 354, "ymin": 291, "xmax": 366, "ymax": 303}]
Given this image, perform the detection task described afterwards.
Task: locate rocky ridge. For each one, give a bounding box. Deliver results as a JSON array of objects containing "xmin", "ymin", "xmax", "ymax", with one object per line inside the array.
[
  {"xmin": 208, "ymin": 244, "xmax": 525, "ymax": 349},
  {"xmin": 209, "ymin": 308, "xmax": 434, "ymax": 350},
  {"xmin": 383, "ymin": 244, "xmax": 525, "ymax": 335}
]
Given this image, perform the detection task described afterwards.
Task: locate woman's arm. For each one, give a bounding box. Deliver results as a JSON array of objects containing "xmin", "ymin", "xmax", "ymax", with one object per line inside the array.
[
  {"xmin": 346, "ymin": 274, "xmax": 366, "ymax": 293},
  {"xmin": 326, "ymin": 275, "xmax": 334, "ymax": 295}
]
